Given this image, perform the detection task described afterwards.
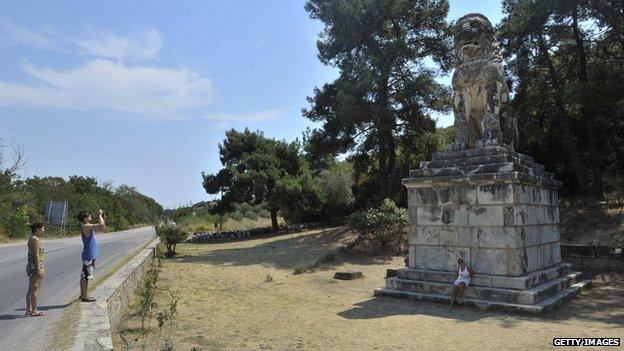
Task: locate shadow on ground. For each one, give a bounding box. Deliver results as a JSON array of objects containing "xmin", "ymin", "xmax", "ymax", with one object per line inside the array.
[
  {"xmin": 0, "ymin": 303, "xmax": 71, "ymax": 320},
  {"xmin": 172, "ymin": 227, "xmax": 394, "ymax": 270},
  {"xmin": 14, "ymin": 303, "xmax": 71, "ymax": 312},
  {"xmin": 338, "ymin": 295, "xmax": 500, "ymax": 323},
  {"xmin": 339, "ymin": 271, "xmax": 624, "ymax": 328},
  {"xmin": 546, "ymin": 271, "xmax": 624, "ymax": 326},
  {"xmin": 0, "ymin": 314, "xmax": 29, "ymax": 320}
]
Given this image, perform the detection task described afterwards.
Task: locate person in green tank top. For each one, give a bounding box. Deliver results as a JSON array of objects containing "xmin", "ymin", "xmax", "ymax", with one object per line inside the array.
[{"xmin": 26, "ymin": 222, "xmax": 46, "ymax": 317}]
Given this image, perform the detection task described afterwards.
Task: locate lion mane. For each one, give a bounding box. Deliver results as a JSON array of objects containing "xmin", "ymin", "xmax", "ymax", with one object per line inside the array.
[{"xmin": 448, "ymin": 13, "xmax": 518, "ymax": 151}]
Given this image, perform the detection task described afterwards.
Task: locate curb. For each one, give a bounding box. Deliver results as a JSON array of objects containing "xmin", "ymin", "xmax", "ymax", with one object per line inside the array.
[{"xmin": 70, "ymin": 238, "xmax": 160, "ymax": 351}]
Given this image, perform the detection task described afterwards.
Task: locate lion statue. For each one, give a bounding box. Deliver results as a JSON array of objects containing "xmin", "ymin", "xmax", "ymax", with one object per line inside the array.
[{"xmin": 447, "ymin": 13, "xmax": 518, "ymax": 151}]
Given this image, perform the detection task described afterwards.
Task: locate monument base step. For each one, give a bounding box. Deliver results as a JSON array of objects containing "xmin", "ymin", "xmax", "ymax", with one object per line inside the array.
[
  {"xmin": 374, "ymin": 279, "xmax": 592, "ymax": 314},
  {"xmin": 385, "ymin": 271, "xmax": 581, "ymax": 305},
  {"xmin": 397, "ymin": 263, "xmax": 573, "ymax": 290}
]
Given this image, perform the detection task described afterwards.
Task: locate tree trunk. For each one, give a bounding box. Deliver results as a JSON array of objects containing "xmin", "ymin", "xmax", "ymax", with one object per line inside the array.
[
  {"xmin": 387, "ymin": 130, "xmax": 397, "ymax": 198},
  {"xmin": 377, "ymin": 126, "xmax": 389, "ymax": 200},
  {"xmin": 536, "ymin": 33, "xmax": 590, "ymax": 194},
  {"xmin": 377, "ymin": 74, "xmax": 392, "ymax": 201},
  {"xmin": 572, "ymin": 6, "xmax": 604, "ymax": 198},
  {"xmin": 270, "ymin": 209, "xmax": 279, "ymax": 233}
]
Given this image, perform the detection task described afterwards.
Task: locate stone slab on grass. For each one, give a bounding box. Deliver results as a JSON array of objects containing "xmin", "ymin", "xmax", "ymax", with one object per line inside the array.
[{"xmin": 334, "ymin": 271, "xmax": 364, "ymax": 280}]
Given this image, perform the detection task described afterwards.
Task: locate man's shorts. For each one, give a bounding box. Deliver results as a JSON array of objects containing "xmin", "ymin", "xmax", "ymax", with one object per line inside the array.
[{"xmin": 81, "ymin": 260, "xmax": 96, "ymax": 280}]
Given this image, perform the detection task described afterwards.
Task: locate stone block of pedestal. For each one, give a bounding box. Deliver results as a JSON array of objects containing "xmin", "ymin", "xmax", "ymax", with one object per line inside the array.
[{"xmin": 374, "ymin": 146, "xmax": 590, "ymax": 314}]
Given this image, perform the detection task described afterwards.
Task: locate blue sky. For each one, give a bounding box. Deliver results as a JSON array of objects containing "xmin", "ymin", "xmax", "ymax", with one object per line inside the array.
[{"xmin": 0, "ymin": 1, "xmax": 504, "ymax": 208}]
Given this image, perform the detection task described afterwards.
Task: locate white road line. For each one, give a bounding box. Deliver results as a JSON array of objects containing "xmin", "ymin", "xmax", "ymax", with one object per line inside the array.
[{"xmin": 0, "ymin": 255, "xmax": 23, "ymax": 264}]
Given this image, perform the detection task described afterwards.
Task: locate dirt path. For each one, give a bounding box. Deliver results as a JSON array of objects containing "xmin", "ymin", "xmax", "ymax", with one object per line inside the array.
[{"xmin": 115, "ymin": 227, "xmax": 624, "ymax": 351}]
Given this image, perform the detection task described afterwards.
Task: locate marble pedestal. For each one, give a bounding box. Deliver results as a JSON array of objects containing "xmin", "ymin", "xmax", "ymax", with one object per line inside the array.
[{"xmin": 374, "ymin": 146, "xmax": 591, "ymax": 313}]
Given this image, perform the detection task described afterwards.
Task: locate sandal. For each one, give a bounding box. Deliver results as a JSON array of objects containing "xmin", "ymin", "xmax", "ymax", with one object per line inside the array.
[
  {"xmin": 30, "ymin": 311, "xmax": 45, "ymax": 317},
  {"xmin": 81, "ymin": 297, "xmax": 97, "ymax": 302}
]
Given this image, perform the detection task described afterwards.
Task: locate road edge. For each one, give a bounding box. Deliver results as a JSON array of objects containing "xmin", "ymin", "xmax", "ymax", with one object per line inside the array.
[
  {"xmin": 69, "ymin": 238, "xmax": 160, "ymax": 351},
  {"xmin": 0, "ymin": 227, "xmax": 153, "ymax": 248}
]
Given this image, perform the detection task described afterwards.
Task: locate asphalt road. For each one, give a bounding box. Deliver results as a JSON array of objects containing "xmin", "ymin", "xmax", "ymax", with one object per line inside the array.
[{"xmin": 0, "ymin": 227, "xmax": 156, "ymax": 351}]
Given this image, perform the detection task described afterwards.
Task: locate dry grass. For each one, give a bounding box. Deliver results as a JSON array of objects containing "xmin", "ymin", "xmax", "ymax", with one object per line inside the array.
[
  {"xmin": 293, "ymin": 251, "xmax": 338, "ymax": 274},
  {"xmin": 177, "ymin": 215, "xmax": 283, "ymax": 234},
  {"xmin": 113, "ymin": 227, "xmax": 624, "ymax": 351},
  {"xmin": 49, "ymin": 301, "xmax": 81, "ymax": 351},
  {"xmin": 559, "ymin": 199, "xmax": 624, "ymax": 245}
]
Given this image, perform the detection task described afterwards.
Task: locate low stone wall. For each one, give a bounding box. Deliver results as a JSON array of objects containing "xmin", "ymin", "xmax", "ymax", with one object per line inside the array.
[
  {"xmin": 562, "ymin": 244, "xmax": 624, "ymax": 272},
  {"xmin": 188, "ymin": 223, "xmax": 325, "ymax": 244},
  {"xmin": 71, "ymin": 239, "xmax": 159, "ymax": 351}
]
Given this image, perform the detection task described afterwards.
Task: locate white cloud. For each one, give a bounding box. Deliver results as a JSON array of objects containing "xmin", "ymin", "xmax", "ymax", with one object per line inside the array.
[
  {"xmin": 0, "ymin": 21, "xmax": 161, "ymax": 61},
  {"xmin": 202, "ymin": 108, "xmax": 287, "ymax": 122},
  {"xmin": 70, "ymin": 26, "xmax": 162, "ymax": 61},
  {"xmin": 0, "ymin": 20, "xmax": 49, "ymax": 47},
  {"xmin": 0, "ymin": 59, "xmax": 214, "ymax": 121},
  {"xmin": 0, "ymin": 22, "xmax": 285, "ymax": 123},
  {"xmin": 0, "ymin": 59, "xmax": 285, "ymax": 123}
]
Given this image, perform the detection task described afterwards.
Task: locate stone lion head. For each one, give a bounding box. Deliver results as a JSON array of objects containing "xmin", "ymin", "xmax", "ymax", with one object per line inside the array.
[{"xmin": 453, "ymin": 13, "xmax": 499, "ymax": 63}]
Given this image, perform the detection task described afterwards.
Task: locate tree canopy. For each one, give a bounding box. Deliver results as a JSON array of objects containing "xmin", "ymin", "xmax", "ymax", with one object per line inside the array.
[
  {"xmin": 499, "ymin": 0, "xmax": 624, "ymax": 197},
  {"xmin": 202, "ymin": 128, "xmax": 304, "ymax": 231},
  {"xmin": 303, "ymin": 0, "xmax": 452, "ymax": 206}
]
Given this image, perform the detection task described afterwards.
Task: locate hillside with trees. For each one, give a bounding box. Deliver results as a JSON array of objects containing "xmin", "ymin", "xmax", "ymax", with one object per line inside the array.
[{"xmin": 0, "ymin": 141, "xmax": 163, "ymax": 240}]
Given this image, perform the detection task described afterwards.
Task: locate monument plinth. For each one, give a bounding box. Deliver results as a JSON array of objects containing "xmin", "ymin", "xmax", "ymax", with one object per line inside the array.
[
  {"xmin": 374, "ymin": 13, "xmax": 590, "ymax": 313},
  {"xmin": 374, "ymin": 146, "xmax": 590, "ymax": 313}
]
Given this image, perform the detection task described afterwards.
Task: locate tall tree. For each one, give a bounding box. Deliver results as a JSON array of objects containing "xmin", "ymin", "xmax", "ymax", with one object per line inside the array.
[
  {"xmin": 303, "ymin": 0, "xmax": 452, "ymax": 205},
  {"xmin": 500, "ymin": 0, "xmax": 624, "ymax": 197},
  {"xmin": 202, "ymin": 129, "xmax": 302, "ymax": 231}
]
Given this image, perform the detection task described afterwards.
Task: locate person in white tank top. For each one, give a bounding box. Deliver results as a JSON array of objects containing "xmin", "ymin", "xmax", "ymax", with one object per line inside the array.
[{"xmin": 450, "ymin": 258, "xmax": 475, "ymax": 307}]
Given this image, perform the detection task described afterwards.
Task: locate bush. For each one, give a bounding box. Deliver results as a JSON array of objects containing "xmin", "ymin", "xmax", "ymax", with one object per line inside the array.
[
  {"xmin": 3, "ymin": 205, "xmax": 30, "ymax": 238},
  {"xmin": 156, "ymin": 224, "xmax": 187, "ymax": 256},
  {"xmin": 230, "ymin": 211, "xmax": 244, "ymax": 221},
  {"xmin": 234, "ymin": 202, "xmax": 254, "ymax": 214},
  {"xmin": 244, "ymin": 210, "xmax": 258, "ymax": 220},
  {"xmin": 348, "ymin": 199, "xmax": 408, "ymax": 255},
  {"xmin": 318, "ymin": 163, "xmax": 354, "ymax": 217}
]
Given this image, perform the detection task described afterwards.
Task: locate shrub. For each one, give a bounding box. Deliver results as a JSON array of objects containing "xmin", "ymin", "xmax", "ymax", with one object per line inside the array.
[
  {"xmin": 257, "ymin": 209, "xmax": 271, "ymax": 218},
  {"xmin": 234, "ymin": 202, "xmax": 253, "ymax": 214},
  {"xmin": 136, "ymin": 260, "xmax": 160, "ymax": 333},
  {"xmin": 317, "ymin": 164, "xmax": 354, "ymax": 217},
  {"xmin": 230, "ymin": 211, "xmax": 244, "ymax": 221},
  {"xmin": 156, "ymin": 224, "xmax": 187, "ymax": 256},
  {"xmin": 244, "ymin": 210, "xmax": 258, "ymax": 220},
  {"xmin": 3, "ymin": 205, "xmax": 30, "ymax": 238},
  {"xmin": 348, "ymin": 199, "xmax": 408, "ymax": 255}
]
